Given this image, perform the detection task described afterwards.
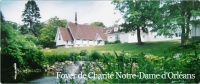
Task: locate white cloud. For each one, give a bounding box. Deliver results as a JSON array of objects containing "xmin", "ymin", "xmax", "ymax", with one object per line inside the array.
[{"xmin": 1, "ymin": 1, "xmax": 123, "ymax": 27}]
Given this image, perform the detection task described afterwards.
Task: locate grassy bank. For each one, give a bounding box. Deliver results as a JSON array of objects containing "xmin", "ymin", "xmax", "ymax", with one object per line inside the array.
[{"xmin": 49, "ymin": 40, "xmax": 181, "ymax": 55}]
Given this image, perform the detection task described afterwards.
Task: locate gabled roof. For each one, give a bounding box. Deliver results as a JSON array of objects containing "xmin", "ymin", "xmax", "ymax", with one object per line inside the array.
[
  {"xmin": 59, "ymin": 28, "xmax": 73, "ymax": 41},
  {"xmin": 59, "ymin": 23, "xmax": 107, "ymax": 41}
]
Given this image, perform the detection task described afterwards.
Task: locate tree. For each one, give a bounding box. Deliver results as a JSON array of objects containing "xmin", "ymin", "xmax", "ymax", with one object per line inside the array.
[
  {"xmin": 38, "ymin": 16, "xmax": 67, "ymax": 48},
  {"xmin": 1, "ymin": 21, "xmax": 45, "ymax": 70},
  {"xmin": 152, "ymin": 0, "xmax": 200, "ymax": 46},
  {"xmin": 21, "ymin": 0, "xmax": 41, "ymax": 37},
  {"xmin": 90, "ymin": 21, "xmax": 106, "ymax": 28},
  {"xmin": 112, "ymin": 0, "xmax": 160, "ymax": 45},
  {"xmin": 1, "ymin": 10, "xmax": 5, "ymax": 23},
  {"xmin": 6, "ymin": 21, "xmax": 18, "ymax": 31}
]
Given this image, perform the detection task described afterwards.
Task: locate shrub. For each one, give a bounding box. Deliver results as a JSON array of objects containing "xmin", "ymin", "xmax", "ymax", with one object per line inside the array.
[
  {"xmin": 1, "ymin": 23, "xmax": 45, "ymax": 70},
  {"xmin": 44, "ymin": 53, "xmax": 70, "ymax": 65},
  {"xmin": 189, "ymin": 37, "xmax": 200, "ymax": 45},
  {"xmin": 90, "ymin": 50, "xmax": 101, "ymax": 61},
  {"xmin": 69, "ymin": 52, "xmax": 79, "ymax": 61},
  {"xmin": 104, "ymin": 40, "xmax": 121, "ymax": 44},
  {"xmin": 80, "ymin": 50, "xmax": 88, "ymax": 56},
  {"xmin": 104, "ymin": 40, "xmax": 109, "ymax": 44},
  {"xmin": 114, "ymin": 40, "xmax": 121, "ymax": 44}
]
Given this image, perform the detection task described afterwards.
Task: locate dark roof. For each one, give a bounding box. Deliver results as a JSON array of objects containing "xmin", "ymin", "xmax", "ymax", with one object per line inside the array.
[
  {"xmin": 59, "ymin": 23, "xmax": 107, "ymax": 41},
  {"xmin": 59, "ymin": 28, "xmax": 73, "ymax": 41}
]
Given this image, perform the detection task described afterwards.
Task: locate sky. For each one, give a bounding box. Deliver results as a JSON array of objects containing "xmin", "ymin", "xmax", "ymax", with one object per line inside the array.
[{"xmin": 1, "ymin": 0, "xmax": 124, "ymax": 27}]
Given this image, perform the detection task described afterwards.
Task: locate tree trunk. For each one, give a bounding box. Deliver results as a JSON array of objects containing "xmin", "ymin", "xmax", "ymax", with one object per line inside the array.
[
  {"xmin": 136, "ymin": 26, "xmax": 143, "ymax": 45},
  {"xmin": 181, "ymin": 26, "xmax": 186, "ymax": 46},
  {"xmin": 181, "ymin": 13, "xmax": 191, "ymax": 46},
  {"xmin": 181, "ymin": 22, "xmax": 186, "ymax": 46},
  {"xmin": 185, "ymin": 13, "xmax": 191, "ymax": 45},
  {"xmin": 181, "ymin": 13, "xmax": 187, "ymax": 46}
]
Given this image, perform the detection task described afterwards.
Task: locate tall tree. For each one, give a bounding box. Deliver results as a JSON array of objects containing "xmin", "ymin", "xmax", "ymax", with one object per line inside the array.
[
  {"xmin": 153, "ymin": 0, "xmax": 200, "ymax": 46},
  {"xmin": 21, "ymin": 0, "xmax": 41, "ymax": 37},
  {"xmin": 90, "ymin": 21, "xmax": 106, "ymax": 28},
  {"xmin": 112, "ymin": 0, "xmax": 160, "ymax": 45}
]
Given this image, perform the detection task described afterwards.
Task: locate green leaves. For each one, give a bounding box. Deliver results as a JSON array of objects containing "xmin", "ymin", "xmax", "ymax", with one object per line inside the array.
[
  {"xmin": 112, "ymin": 0, "xmax": 160, "ymax": 44},
  {"xmin": 1, "ymin": 22, "xmax": 45, "ymax": 69},
  {"xmin": 38, "ymin": 16, "xmax": 67, "ymax": 48},
  {"xmin": 21, "ymin": 0, "xmax": 41, "ymax": 36},
  {"xmin": 90, "ymin": 22, "xmax": 106, "ymax": 28}
]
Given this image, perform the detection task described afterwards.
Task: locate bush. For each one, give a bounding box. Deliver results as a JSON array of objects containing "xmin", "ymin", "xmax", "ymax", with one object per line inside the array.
[
  {"xmin": 1, "ymin": 23, "xmax": 45, "ymax": 70},
  {"xmin": 189, "ymin": 36, "xmax": 200, "ymax": 45},
  {"xmin": 90, "ymin": 50, "xmax": 101, "ymax": 61},
  {"xmin": 80, "ymin": 50, "xmax": 88, "ymax": 56},
  {"xmin": 104, "ymin": 40, "xmax": 121, "ymax": 44},
  {"xmin": 69, "ymin": 52, "xmax": 79, "ymax": 61},
  {"xmin": 45, "ymin": 53, "xmax": 70, "ymax": 65},
  {"xmin": 114, "ymin": 40, "xmax": 121, "ymax": 44},
  {"xmin": 104, "ymin": 40, "xmax": 109, "ymax": 44}
]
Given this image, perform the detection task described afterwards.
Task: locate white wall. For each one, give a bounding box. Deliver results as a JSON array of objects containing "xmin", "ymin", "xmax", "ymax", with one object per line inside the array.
[
  {"xmin": 89, "ymin": 40, "xmax": 94, "ymax": 45},
  {"xmin": 55, "ymin": 30, "xmax": 66, "ymax": 46},
  {"xmin": 107, "ymin": 35, "xmax": 116, "ymax": 42},
  {"xmin": 107, "ymin": 29, "xmax": 181, "ymax": 43},
  {"xmin": 192, "ymin": 24, "xmax": 200, "ymax": 36}
]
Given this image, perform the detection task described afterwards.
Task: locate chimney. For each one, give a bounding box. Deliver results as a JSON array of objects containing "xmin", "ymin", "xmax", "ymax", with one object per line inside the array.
[{"xmin": 75, "ymin": 12, "xmax": 77, "ymax": 25}]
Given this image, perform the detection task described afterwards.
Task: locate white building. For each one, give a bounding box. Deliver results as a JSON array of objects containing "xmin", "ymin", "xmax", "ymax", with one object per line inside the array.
[
  {"xmin": 191, "ymin": 16, "xmax": 200, "ymax": 37},
  {"xmin": 105, "ymin": 27, "xmax": 181, "ymax": 43}
]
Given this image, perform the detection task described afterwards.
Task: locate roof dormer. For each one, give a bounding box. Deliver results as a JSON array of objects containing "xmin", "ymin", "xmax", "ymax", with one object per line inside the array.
[{"xmin": 114, "ymin": 27, "xmax": 118, "ymax": 32}]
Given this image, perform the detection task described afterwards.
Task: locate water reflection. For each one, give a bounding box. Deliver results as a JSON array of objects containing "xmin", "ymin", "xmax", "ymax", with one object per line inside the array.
[{"xmin": 1, "ymin": 61, "xmax": 87, "ymax": 83}]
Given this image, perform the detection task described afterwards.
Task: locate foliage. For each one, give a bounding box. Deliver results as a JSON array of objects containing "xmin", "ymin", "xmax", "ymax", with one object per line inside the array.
[
  {"xmin": 5, "ymin": 21, "xmax": 19, "ymax": 31},
  {"xmin": 104, "ymin": 40, "xmax": 109, "ymax": 44},
  {"xmin": 24, "ymin": 34, "xmax": 39, "ymax": 45},
  {"xmin": 84, "ymin": 46, "xmax": 200, "ymax": 83},
  {"xmin": 112, "ymin": 1, "xmax": 160, "ymax": 45},
  {"xmin": 1, "ymin": 10, "xmax": 5, "ymax": 23},
  {"xmin": 104, "ymin": 40, "xmax": 121, "ymax": 44},
  {"xmin": 1, "ymin": 22, "xmax": 45, "ymax": 70},
  {"xmin": 188, "ymin": 36, "xmax": 200, "ymax": 45},
  {"xmin": 69, "ymin": 52, "xmax": 79, "ymax": 61},
  {"xmin": 38, "ymin": 16, "xmax": 67, "ymax": 48},
  {"xmin": 114, "ymin": 40, "xmax": 121, "ymax": 44},
  {"xmin": 21, "ymin": 0, "xmax": 41, "ymax": 36},
  {"xmin": 152, "ymin": 1, "xmax": 200, "ymax": 46},
  {"xmin": 90, "ymin": 50, "xmax": 101, "ymax": 61},
  {"xmin": 90, "ymin": 21, "xmax": 106, "ymax": 28},
  {"xmin": 44, "ymin": 54, "xmax": 70, "ymax": 65},
  {"xmin": 80, "ymin": 50, "xmax": 88, "ymax": 56}
]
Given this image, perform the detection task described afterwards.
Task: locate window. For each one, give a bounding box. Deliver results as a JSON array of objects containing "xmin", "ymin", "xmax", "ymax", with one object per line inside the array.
[
  {"xmin": 131, "ymin": 33, "xmax": 134, "ymax": 36},
  {"xmin": 114, "ymin": 27, "xmax": 118, "ymax": 32},
  {"xmin": 175, "ymin": 33, "xmax": 178, "ymax": 37},
  {"xmin": 116, "ymin": 35, "xmax": 119, "ymax": 40},
  {"xmin": 154, "ymin": 36, "xmax": 156, "ymax": 39},
  {"xmin": 143, "ymin": 35, "xmax": 145, "ymax": 38},
  {"xmin": 110, "ymin": 37, "xmax": 112, "ymax": 38}
]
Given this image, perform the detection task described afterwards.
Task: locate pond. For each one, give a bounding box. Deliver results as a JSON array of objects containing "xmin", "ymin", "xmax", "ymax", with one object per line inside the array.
[{"xmin": 1, "ymin": 61, "xmax": 88, "ymax": 83}]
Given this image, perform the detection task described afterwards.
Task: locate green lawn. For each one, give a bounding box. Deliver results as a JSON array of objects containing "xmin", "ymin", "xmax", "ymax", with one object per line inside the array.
[{"xmin": 50, "ymin": 40, "xmax": 181, "ymax": 55}]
